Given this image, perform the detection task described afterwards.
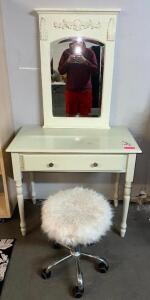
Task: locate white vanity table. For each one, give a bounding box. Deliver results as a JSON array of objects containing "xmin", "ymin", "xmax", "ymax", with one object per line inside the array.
[{"xmin": 7, "ymin": 9, "xmax": 141, "ymax": 237}]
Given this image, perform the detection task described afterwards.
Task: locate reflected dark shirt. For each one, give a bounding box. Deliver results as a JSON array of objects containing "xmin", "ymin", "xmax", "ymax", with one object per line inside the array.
[{"xmin": 58, "ymin": 48, "xmax": 98, "ymax": 91}]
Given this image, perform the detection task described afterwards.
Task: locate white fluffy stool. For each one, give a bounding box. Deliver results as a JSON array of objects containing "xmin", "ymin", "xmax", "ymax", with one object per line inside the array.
[{"xmin": 41, "ymin": 187, "xmax": 113, "ymax": 298}]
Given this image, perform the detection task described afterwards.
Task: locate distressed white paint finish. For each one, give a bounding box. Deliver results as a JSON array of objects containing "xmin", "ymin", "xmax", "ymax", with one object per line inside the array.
[{"xmin": 35, "ymin": 8, "xmax": 120, "ymax": 129}]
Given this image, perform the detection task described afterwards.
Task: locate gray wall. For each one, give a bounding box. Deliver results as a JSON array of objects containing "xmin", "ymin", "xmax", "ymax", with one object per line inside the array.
[{"xmin": 1, "ymin": 0, "xmax": 150, "ymax": 199}]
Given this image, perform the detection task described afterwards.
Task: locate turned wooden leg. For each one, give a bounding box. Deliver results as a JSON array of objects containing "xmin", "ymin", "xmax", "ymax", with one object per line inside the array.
[
  {"xmin": 29, "ymin": 172, "xmax": 36, "ymax": 204},
  {"xmin": 121, "ymin": 181, "xmax": 132, "ymax": 237},
  {"xmin": 11, "ymin": 153, "xmax": 26, "ymax": 236},
  {"xmin": 120, "ymin": 154, "xmax": 136, "ymax": 238},
  {"xmin": 16, "ymin": 180, "xmax": 26, "ymax": 236},
  {"xmin": 114, "ymin": 173, "xmax": 120, "ymax": 207}
]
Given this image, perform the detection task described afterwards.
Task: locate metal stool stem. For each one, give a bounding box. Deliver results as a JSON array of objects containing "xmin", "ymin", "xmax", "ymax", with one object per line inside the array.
[{"xmin": 75, "ymin": 256, "xmax": 84, "ymax": 290}]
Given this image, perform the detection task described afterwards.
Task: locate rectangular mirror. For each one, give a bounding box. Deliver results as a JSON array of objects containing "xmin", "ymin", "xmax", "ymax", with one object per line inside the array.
[
  {"xmin": 35, "ymin": 9, "xmax": 120, "ymax": 128},
  {"xmin": 51, "ymin": 37, "xmax": 105, "ymax": 117}
]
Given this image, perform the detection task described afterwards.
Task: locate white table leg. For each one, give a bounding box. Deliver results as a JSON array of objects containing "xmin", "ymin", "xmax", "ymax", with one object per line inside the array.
[
  {"xmin": 29, "ymin": 172, "xmax": 36, "ymax": 204},
  {"xmin": 12, "ymin": 153, "xmax": 26, "ymax": 236},
  {"xmin": 121, "ymin": 154, "xmax": 136, "ymax": 237},
  {"xmin": 121, "ymin": 181, "xmax": 132, "ymax": 237},
  {"xmin": 114, "ymin": 173, "xmax": 120, "ymax": 207},
  {"xmin": 16, "ymin": 179, "xmax": 26, "ymax": 236}
]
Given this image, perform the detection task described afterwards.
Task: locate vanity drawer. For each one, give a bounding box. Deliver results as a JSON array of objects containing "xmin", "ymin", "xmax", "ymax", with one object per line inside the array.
[{"xmin": 21, "ymin": 154, "xmax": 127, "ymax": 172}]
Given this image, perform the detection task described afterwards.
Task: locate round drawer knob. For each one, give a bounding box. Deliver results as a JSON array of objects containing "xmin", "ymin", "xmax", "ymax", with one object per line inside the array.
[
  {"xmin": 48, "ymin": 162, "xmax": 54, "ymax": 167},
  {"xmin": 92, "ymin": 162, "xmax": 98, "ymax": 167}
]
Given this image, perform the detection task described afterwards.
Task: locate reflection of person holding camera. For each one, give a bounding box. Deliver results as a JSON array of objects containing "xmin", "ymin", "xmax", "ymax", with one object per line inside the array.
[{"xmin": 58, "ymin": 39, "xmax": 98, "ymax": 116}]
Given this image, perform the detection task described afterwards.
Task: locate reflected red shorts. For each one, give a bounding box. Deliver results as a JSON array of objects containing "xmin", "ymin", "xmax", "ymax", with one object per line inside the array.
[{"xmin": 65, "ymin": 90, "xmax": 92, "ymax": 116}]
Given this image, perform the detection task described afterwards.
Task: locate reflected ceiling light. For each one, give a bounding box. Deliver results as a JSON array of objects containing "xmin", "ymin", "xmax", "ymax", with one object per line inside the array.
[{"xmin": 76, "ymin": 37, "xmax": 82, "ymax": 42}]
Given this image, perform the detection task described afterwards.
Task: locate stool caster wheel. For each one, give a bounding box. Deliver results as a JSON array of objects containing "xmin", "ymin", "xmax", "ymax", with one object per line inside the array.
[
  {"xmin": 87, "ymin": 242, "xmax": 96, "ymax": 246},
  {"xmin": 41, "ymin": 268, "xmax": 51, "ymax": 279},
  {"xmin": 97, "ymin": 260, "xmax": 109, "ymax": 273},
  {"xmin": 72, "ymin": 286, "xmax": 84, "ymax": 298}
]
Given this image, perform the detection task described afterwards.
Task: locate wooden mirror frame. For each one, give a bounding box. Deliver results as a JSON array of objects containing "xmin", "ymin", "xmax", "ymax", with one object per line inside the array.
[{"xmin": 35, "ymin": 8, "xmax": 120, "ymax": 129}]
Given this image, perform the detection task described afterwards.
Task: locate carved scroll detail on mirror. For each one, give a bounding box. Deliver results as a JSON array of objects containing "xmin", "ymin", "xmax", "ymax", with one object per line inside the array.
[
  {"xmin": 40, "ymin": 17, "xmax": 48, "ymax": 40},
  {"xmin": 53, "ymin": 19, "xmax": 101, "ymax": 31},
  {"xmin": 107, "ymin": 18, "xmax": 115, "ymax": 41}
]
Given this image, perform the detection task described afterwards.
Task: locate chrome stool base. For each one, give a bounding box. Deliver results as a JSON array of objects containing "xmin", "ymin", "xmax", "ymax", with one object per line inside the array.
[{"xmin": 41, "ymin": 246, "xmax": 109, "ymax": 298}]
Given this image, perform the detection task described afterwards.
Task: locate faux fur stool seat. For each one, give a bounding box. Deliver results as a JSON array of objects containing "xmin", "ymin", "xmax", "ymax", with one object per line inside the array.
[{"xmin": 41, "ymin": 187, "xmax": 113, "ymax": 298}]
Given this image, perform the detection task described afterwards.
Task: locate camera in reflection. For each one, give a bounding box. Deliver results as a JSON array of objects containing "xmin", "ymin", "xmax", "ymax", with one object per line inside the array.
[{"xmin": 74, "ymin": 45, "xmax": 82, "ymax": 55}]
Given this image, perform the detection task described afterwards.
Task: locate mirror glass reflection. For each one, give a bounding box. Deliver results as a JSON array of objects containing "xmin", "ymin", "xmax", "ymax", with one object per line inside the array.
[{"xmin": 51, "ymin": 37, "xmax": 105, "ymax": 117}]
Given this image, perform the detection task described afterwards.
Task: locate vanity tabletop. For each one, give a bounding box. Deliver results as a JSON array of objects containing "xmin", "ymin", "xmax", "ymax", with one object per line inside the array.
[{"xmin": 7, "ymin": 126, "xmax": 141, "ymax": 154}]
